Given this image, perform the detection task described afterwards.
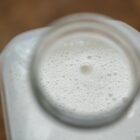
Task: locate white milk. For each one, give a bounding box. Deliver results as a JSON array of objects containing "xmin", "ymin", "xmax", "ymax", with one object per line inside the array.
[{"xmin": 38, "ymin": 34, "xmax": 133, "ymax": 116}]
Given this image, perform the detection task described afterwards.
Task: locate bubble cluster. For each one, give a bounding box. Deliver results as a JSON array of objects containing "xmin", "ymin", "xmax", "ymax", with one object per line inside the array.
[{"xmin": 38, "ymin": 35, "xmax": 133, "ymax": 116}]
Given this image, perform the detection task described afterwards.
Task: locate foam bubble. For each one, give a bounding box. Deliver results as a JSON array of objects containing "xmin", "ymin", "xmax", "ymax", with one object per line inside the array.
[
  {"xmin": 87, "ymin": 56, "xmax": 92, "ymax": 59},
  {"xmin": 108, "ymin": 94, "xmax": 113, "ymax": 97},
  {"xmin": 80, "ymin": 64, "xmax": 93, "ymax": 75}
]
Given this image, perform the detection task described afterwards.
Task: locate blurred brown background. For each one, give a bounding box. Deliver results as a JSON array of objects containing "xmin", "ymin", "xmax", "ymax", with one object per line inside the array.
[{"xmin": 0, "ymin": 0, "xmax": 140, "ymax": 139}]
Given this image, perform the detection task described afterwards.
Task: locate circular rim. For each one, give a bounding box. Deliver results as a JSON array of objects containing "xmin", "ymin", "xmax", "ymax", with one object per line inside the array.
[{"xmin": 29, "ymin": 13, "xmax": 140, "ymax": 128}]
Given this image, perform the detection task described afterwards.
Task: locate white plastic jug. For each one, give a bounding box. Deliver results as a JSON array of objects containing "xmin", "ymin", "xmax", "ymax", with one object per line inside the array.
[{"xmin": 1, "ymin": 13, "xmax": 140, "ymax": 140}]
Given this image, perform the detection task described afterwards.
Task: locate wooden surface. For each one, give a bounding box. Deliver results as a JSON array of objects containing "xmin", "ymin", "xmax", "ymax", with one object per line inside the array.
[{"xmin": 0, "ymin": 0, "xmax": 140, "ymax": 139}]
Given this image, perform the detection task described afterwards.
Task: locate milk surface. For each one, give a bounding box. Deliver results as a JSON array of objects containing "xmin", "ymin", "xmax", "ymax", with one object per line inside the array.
[{"xmin": 37, "ymin": 34, "xmax": 133, "ymax": 116}]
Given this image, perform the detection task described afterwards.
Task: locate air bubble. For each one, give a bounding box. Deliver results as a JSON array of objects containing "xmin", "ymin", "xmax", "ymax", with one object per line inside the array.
[
  {"xmin": 87, "ymin": 56, "xmax": 92, "ymax": 59},
  {"xmin": 76, "ymin": 86, "xmax": 80, "ymax": 89},
  {"xmin": 100, "ymin": 76, "xmax": 103, "ymax": 79},
  {"xmin": 62, "ymin": 75, "xmax": 65, "ymax": 78},
  {"xmin": 107, "ymin": 73, "xmax": 111, "ymax": 77},
  {"xmin": 113, "ymin": 72, "xmax": 118, "ymax": 76},
  {"xmin": 80, "ymin": 64, "xmax": 93, "ymax": 75},
  {"xmin": 75, "ymin": 78, "xmax": 78, "ymax": 81}
]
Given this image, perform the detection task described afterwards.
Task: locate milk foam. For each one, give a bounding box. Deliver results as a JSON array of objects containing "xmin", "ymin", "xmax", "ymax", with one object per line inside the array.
[{"xmin": 38, "ymin": 34, "xmax": 133, "ymax": 116}]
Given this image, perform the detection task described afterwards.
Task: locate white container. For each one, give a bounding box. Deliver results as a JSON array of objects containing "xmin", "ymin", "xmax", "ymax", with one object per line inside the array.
[{"xmin": 0, "ymin": 13, "xmax": 140, "ymax": 140}]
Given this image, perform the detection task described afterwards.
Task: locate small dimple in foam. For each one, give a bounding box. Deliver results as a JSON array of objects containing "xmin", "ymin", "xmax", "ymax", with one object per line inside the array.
[{"xmin": 38, "ymin": 35, "xmax": 133, "ymax": 116}]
